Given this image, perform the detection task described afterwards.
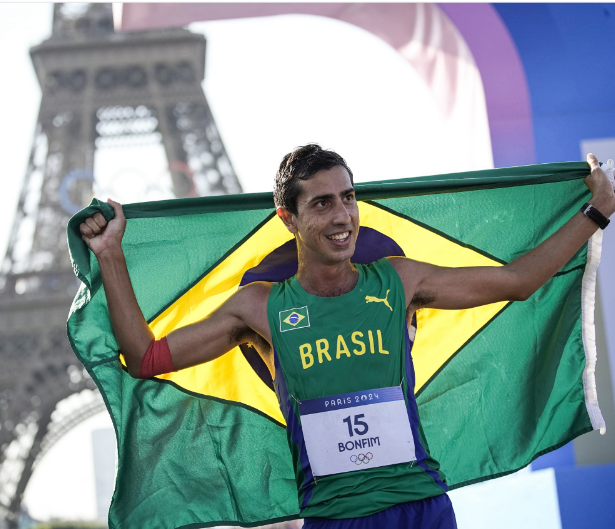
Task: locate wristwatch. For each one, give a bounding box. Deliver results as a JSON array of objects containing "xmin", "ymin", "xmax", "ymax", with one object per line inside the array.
[{"xmin": 580, "ymin": 203, "xmax": 610, "ymax": 230}]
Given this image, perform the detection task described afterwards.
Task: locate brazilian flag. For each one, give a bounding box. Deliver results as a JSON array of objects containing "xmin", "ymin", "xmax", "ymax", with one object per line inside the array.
[{"xmin": 67, "ymin": 162, "xmax": 605, "ymax": 529}]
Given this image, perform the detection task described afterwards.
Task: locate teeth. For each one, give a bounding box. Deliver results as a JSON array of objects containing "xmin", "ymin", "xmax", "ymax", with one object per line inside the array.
[{"xmin": 328, "ymin": 232, "xmax": 350, "ymax": 241}]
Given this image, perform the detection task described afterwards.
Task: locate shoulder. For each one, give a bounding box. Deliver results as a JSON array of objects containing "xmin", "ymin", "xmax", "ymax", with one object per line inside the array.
[
  {"xmin": 219, "ymin": 281, "xmax": 273, "ymax": 321},
  {"xmin": 235, "ymin": 281, "xmax": 273, "ymax": 305},
  {"xmin": 381, "ymin": 256, "xmax": 413, "ymax": 287},
  {"xmin": 385, "ymin": 256, "xmax": 411, "ymax": 276},
  {"xmin": 203, "ymin": 282, "xmax": 272, "ymax": 325},
  {"xmin": 229, "ymin": 281, "xmax": 273, "ymax": 343},
  {"xmin": 385, "ymin": 256, "xmax": 431, "ymax": 276},
  {"xmin": 385, "ymin": 257, "xmax": 429, "ymax": 308}
]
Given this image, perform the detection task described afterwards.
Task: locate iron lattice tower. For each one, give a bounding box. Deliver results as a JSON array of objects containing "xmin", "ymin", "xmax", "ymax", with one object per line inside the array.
[{"xmin": 0, "ymin": 4, "xmax": 241, "ymax": 527}]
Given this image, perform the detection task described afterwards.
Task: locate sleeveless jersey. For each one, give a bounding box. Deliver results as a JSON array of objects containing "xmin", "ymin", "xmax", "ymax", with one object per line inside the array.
[{"xmin": 267, "ymin": 257, "xmax": 448, "ymax": 519}]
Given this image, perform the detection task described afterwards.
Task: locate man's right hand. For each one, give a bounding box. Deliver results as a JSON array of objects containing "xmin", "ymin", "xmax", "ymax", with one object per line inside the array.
[{"xmin": 79, "ymin": 199, "xmax": 126, "ymax": 256}]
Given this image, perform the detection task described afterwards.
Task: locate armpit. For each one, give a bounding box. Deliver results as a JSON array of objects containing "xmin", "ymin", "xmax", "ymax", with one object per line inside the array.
[
  {"xmin": 410, "ymin": 289, "xmax": 436, "ymax": 310},
  {"xmin": 230, "ymin": 325, "xmax": 271, "ymax": 356}
]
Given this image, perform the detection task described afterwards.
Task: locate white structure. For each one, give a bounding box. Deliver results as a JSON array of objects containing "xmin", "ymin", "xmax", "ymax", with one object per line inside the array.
[{"xmin": 92, "ymin": 428, "xmax": 116, "ymax": 522}]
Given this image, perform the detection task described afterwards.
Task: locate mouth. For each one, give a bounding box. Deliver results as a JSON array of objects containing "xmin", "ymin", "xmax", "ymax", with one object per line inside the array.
[{"xmin": 326, "ymin": 231, "xmax": 352, "ymax": 246}]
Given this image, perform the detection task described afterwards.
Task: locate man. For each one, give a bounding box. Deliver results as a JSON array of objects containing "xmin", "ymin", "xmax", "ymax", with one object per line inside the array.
[{"xmin": 80, "ymin": 145, "xmax": 614, "ymax": 528}]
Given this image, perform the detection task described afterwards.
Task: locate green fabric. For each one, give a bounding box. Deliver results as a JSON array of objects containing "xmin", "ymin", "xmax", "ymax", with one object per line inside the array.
[
  {"xmin": 84, "ymin": 361, "xmax": 298, "ymax": 528},
  {"xmin": 378, "ymin": 177, "xmax": 596, "ymax": 487},
  {"xmin": 66, "ymin": 161, "xmax": 601, "ymax": 528}
]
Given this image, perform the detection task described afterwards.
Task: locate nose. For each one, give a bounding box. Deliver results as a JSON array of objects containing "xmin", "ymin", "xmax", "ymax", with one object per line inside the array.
[{"xmin": 331, "ymin": 197, "xmax": 352, "ymax": 225}]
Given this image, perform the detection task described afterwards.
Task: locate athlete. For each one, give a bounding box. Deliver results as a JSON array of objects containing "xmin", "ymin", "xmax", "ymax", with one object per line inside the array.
[{"xmin": 79, "ymin": 145, "xmax": 614, "ymax": 528}]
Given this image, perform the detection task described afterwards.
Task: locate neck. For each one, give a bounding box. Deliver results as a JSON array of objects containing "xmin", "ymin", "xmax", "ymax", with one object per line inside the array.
[{"xmin": 296, "ymin": 252, "xmax": 358, "ymax": 297}]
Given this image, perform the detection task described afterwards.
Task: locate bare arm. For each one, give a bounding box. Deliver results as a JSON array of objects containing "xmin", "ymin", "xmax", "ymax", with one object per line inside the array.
[
  {"xmin": 80, "ymin": 200, "xmax": 272, "ymax": 377},
  {"xmin": 392, "ymin": 154, "xmax": 615, "ymax": 312},
  {"xmin": 165, "ymin": 281, "xmax": 272, "ymax": 372}
]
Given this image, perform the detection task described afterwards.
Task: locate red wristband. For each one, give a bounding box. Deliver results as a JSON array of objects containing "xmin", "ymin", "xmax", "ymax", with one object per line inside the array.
[{"xmin": 139, "ymin": 336, "xmax": 175, "ymax": 378}]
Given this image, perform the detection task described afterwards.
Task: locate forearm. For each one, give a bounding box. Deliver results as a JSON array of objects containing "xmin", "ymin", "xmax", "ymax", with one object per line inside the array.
[
  {"xmin": 407, "ymin": 156, "xmax": 614, "ymax": 310},
  {"xmin": 97, "ymin": 246, "xmax": 154, "ymax": 375},
  {"xmin": 506, "ymin": 196, "xmax": 609, "ymax": 300}
]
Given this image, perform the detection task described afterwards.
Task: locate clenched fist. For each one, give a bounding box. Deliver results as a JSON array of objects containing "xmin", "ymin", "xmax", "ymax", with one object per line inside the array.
[{"xmin": 79, "ymin": 199, "xmax": 126, "ymax": 257}]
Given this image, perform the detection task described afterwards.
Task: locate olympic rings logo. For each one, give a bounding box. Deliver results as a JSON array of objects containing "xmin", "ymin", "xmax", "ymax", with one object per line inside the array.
[{"xmin": 350, "ymin": 453, "xmax": 373, "ymax": 465}]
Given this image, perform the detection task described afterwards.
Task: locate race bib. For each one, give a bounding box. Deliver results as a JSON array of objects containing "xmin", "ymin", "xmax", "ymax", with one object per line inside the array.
[{"xmin": 299, "ymin": 386, "xmax": 416, "ymax": 477}]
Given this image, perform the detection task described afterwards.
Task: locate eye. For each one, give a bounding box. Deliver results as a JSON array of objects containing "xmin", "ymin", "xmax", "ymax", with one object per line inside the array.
[{"xmin": 316, "ymin": 200, "xmax": 327, "ymax": 208}]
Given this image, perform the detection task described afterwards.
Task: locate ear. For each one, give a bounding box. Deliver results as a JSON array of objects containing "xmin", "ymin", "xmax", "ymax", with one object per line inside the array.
[{"xmin": 277, "ymin": 207, "xmax": 298, "ymax": 234}]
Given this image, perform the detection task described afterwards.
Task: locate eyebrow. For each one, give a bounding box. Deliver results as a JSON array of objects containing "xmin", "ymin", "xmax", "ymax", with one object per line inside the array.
[{"xmin": 309, "ymin": 188, "xmax": 355, "ymax": 203}]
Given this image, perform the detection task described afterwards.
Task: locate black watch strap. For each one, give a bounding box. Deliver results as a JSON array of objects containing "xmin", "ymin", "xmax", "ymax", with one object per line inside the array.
[{"xmin": 581, "ymin": 203, "xmax": 610, "ymax": 230}]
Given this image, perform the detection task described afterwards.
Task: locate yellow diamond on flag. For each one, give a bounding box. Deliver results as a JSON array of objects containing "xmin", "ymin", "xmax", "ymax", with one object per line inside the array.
[{"xmin": 144, "ymin": 201, "xmax": 506, "ymax": 426}]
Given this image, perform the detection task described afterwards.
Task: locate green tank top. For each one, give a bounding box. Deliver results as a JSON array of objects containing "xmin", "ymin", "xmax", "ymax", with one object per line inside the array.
[{"xmin": 267, "ymin": 257, "xmax": 447, "ymax": 519}]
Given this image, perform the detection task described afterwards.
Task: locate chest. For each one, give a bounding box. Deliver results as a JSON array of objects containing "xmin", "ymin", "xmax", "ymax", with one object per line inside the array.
[{"xmin": 272, "ymin": 287, "xmax": 406, "ymax": 400}]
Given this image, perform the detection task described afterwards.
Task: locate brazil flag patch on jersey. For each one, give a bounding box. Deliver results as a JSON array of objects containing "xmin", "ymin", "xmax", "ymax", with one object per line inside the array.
[{"xmin": 280, "ymin": 306, "xmax": 310, "ymax": 332}]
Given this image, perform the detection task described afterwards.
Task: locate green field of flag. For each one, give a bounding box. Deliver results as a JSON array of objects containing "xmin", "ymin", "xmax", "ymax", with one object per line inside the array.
[{"xmin": 67, "ymin": 161, "xmax": 605, "ymax": 529}]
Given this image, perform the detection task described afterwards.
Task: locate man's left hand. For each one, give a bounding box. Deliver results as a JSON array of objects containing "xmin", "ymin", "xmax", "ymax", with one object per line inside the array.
[{"xmin": 585, "ymin": 153, "xmax": 615, "ymax": 217}]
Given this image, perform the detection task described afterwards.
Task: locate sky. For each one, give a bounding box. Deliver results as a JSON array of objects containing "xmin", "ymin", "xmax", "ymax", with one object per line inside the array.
[
  {"xmin": 0, "ymin": 3, "xmax": 497, "ymax": 265},
  {"xmin": 0, "ymin": 4, "xmax": 52, "ymax": 270},
  {"xmin": 0, "ymin": 3, "xmax": 563, "ymax": 527}
]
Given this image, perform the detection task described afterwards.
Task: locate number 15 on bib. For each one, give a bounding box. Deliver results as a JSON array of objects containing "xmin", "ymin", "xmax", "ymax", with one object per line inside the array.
[{"xmin": 299, "ymin": 386, "xmax": 416, "ymax": 477}]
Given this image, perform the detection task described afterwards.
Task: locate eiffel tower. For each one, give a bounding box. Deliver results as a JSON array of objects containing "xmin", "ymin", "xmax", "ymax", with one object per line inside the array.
[{"xmin": 0, "ymin": 4, "xmax": 241, "ymax": 527}]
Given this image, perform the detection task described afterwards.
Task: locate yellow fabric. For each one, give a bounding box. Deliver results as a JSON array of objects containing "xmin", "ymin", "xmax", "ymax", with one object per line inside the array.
[
  {"xmin": 358, "ymin": 202, "xmax": 506, "ymax": 391},
  {"xmin": 147, "ymin": 202, "xmax": 505, "ymax": 422},
  {"xmin": 150, "ymin": 215, "xmax": 292, "ymax": 424}
]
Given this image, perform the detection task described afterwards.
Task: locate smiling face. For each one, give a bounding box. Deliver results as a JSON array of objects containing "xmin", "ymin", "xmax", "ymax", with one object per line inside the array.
[{"xmin": 283, "ymin": 165, "xmax": 359, "ymax": 265}]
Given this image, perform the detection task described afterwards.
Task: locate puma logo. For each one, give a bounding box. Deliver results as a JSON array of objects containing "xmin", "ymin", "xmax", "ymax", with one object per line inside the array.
[{"xmin": 365, "ymin": 290, "xmax": 393, "ymax": 311}]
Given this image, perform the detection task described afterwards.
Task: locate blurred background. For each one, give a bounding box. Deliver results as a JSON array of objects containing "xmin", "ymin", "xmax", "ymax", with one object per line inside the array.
[{"xmin": 0, "ymin": 3, "xmax": 614, "ymax": 528}]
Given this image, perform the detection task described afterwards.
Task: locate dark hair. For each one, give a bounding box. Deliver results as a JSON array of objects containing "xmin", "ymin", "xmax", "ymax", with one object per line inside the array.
[{"xmin": 274, "ymin": 144, "xmax": 354, "ymax": 215}]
